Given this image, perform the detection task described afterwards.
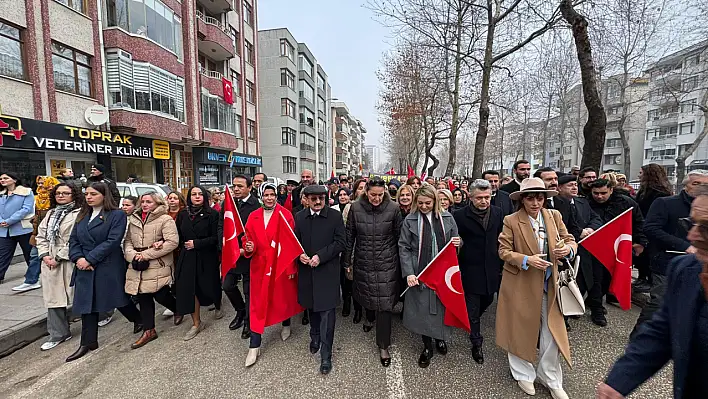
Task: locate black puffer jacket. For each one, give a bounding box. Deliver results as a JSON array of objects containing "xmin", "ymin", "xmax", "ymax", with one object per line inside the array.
[
  {"xmin": 589, "ymin": 192, "xmax": 648, "ymax": 247},
  {"xmin": 344, "ymin": 193, "xmax": 403, "ymax": 312}
]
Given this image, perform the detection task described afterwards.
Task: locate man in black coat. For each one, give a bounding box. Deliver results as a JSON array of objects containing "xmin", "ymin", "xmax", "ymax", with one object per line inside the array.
[
  {"xmin": 87, "ymin": 164, "xmax": 120, "ymax": 204},
  {"xmin": 453, "ymin": 179, "xmax": 503, "ymax": 365},
  {"xmin": 483, "ymin": 170, "xmax": 514, "ymax": 216},
  {"xmin": 218, "ymin": 174, "xmax": 261, "ymax": 338},
  {"xmin": 291, "ymin": 169, "xmax": 314, "ymax": 210},
  {"xmin": 294, "ymin": 185, "xmax": 346, "ymax": 375},
  {"xmin": 534, "ymin": 167, "xmax": 582, "ymax": 240},
  {"xmin": 499, "ymin": 160, "xmax": 531, "ymax": 194}
]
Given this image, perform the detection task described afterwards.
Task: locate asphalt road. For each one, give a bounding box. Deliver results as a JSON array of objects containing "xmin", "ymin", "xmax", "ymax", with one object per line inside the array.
[{"xmin": 0, "ymin": 301, "xmax": 671, "ymax": 399}]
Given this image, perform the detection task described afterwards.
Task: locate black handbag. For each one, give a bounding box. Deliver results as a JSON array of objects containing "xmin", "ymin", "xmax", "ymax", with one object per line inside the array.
[{"xmin": 132, "ymin": 247, "xmax": 150, "ymax": 271}]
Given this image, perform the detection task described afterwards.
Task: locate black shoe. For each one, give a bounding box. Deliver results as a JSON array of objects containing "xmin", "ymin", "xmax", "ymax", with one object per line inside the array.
[
  {"xmin": 417, "ymin": 348, "xmax": 433, "ymax": 368},
  {"xmin": 66, "ymin": 342, "xmax": 98, "ymax": 362},
  {"xmin": 302, "ymin": 312, "xmax": 309, "ymax": 325},
  {"xmin": 133, "ymin": 323, "xmax": 143, "ymax": 334},
  {"xmin": 633, "ymin": 280, "xmax": 651, "ymax": 293},
  {"xmin": 310, "ymin": 340, "xmax": 320, "ymax": 354},
  {"xmin": 363, "ymin": 321, "xmax": 373, "ymax": 333},
  {"xmin": 591, "ymin": 312, "xmax": 608, "ymax": 327},
  {"xmin": 565, "ymin": 319, "xmax": 572, "ymax": 332},
  {"xmin": 342, "ymin": 299, "xmax": 351, "ymax": 317},
  {"xmin": 606, "ymin": 295, "xmax": 619, "ymax": 306},
  {"xmin": 471, "ymin": 344, "xmax": 484, "ymax": 364},
  {"xmin": 435, "ymin": 340, "xmax": 448, "ymax": 355},
  {"xmin": 602, "ymin": 307, "xmax": 608, "ymax": 315},
  {"xmin": 320, "ymin": 359, "xmax": 332, "ymax": 375},
  {"xmin": 352, "ymin": 309, "xmax": 362, "ymax": 324},
  {"xmin": 380, "ymin": 349, "xmax": 391, "ymax": 367},
  {"xmin": 229, "ymin": 311, "xmax": 245, "ymax": 330},
  {"xmin": 241, "ymin": 325, "xmax": 251, "ymax": 339}
]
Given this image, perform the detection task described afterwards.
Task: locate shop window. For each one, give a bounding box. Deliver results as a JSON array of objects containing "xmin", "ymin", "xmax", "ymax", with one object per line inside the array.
[
  {"xmin": 0, "ymin": 20, "xmax": 26, "ymax": 80},
  {"xmin": 52, "ymin": 41, "xmax": 92, "ymax": 97},
  {"xmin": 0, "ymin": 150, "xmax": 46, "ymax": 189},
  {"xmin": 201, "ymin": 93, "xmax": 241, "ymax": 136},
  {"xmin": 55, "ymin": 0, "xmax": 87, "ymax": 14},
  {"xmin": 111, "ymin": 157, "xmax": 155, "ymax": 183}
]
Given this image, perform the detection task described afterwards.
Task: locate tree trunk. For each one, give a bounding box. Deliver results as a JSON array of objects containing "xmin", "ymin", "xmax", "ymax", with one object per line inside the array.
[
  {"xmin": 560, "ymin": 0, "xmax": 606, "ymax": 171},
  {"xmin": 471, "ymin": 2, "xmax": 496, "ymax": 179},
  {"xmin": 444, "ymin": 8, "xmax": 464, "ymax": 177}
]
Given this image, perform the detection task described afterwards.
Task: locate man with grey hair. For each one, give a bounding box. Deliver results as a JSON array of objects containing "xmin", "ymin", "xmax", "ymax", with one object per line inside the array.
[
  {"xmin": 634, "ymin": 169, "xmax": 708, "ymax": 336},
  {"xmin": 452, "ymin": 178, "xmax": 504, "ymax": 364}
]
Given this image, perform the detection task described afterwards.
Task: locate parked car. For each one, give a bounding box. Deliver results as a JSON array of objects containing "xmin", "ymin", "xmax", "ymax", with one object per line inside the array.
[
  {"xmin": 116, "ymin": 182, "xmax": 172, "ymax": 200},
  {"xmin": 267, "ymin": 177, "xmax": 285, "ymax": 187}
]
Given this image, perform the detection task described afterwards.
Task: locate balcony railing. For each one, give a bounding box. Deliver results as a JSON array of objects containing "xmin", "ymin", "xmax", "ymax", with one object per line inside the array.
[
  {"xmin": 199, "ymin": 67, "xmax": 223, "ymax": 80},
  {"xmin": 651, "ymin": 134, "xmax": 677, "ymax": 142},
  {"xmin": 197, "ymin": 11, "xmax": 229, "ymax": 33}
]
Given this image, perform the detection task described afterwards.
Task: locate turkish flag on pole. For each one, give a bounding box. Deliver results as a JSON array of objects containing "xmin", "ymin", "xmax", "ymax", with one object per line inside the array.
[
  {"xmin": 407, "ymin": 165, "xmax": 415, "ymax": 178},
  {"xmin": 283, "ymin": 193, "xmax": 293, "ymax": 212},
  {"xmin": 222, "ymin": 77, "xmax": 234, "ymax": 104},
  {"xmin": 579, "ymin": 208, "xmax": 633, "ymax": 310},
  {"xmin": 331, "ymin": 170, "xmax": 335, "ymax": 179},
  {"xmin": 274, "ymin": 211, "xmax": 305, "ymax": 280},
  {"xmin": 220, "ymin": 185, "xmax": 244, "ymax": 280},
  {"xmin": 417, "ymin": 242, "xmax": 470, "ymax": 332},
  {"xmin": 447, "ymin": 179, "xmax": 456, "ymax": 192}
]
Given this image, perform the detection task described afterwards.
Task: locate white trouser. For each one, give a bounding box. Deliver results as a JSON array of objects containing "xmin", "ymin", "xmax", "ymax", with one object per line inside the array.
[{"xmin": 508, "ymin": 293, "xmax": 563, "ymax": 389}]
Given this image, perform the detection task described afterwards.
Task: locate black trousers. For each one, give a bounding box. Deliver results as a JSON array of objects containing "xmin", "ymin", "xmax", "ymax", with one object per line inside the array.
[
  {"xmin": 0, "ymin": 233, "xmax": 32, "ymax": 280},
  {"xmin": 580, "ymin": 257, "xmax": 607, "ymax": 313},
  {"xmin": 223, "ymin": 269, "xmax": 249, "ymax": 319},
  {"xmin": 249, "ymin": 318, "xmax": 291, "ymax": 348},
  {"xmin": 365, "ymin": 309, "xmax": 392, "ymax": 349},
  {"xmin": 81, "ymin": 303, "xmax": 140, "ymax": 345},
  {"xmin": 631, "ymin": 273, "xmax": 668, "ymax": 339},
  {"xmin": 137, "ymin": 286, "xmax": 177, "ymax": 330},
  {"xmin": 310, "ymin": 308, "xmax": 336, "ymax": 361},
  {"xmin": 339, "ymin": 272, "xmax": 362, "ymax": 312},
  {"xmin": 464, "ymin": 292, "xmax": 494, "ymax": 346}
]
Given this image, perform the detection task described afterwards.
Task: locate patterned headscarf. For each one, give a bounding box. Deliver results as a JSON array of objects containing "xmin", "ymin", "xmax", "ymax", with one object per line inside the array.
[
  {"xmin": 35, "ymin": 176, "xmax": 59, "ymax": 211},
  {"xmin": 259, "ymin": 182, "xmax": 278, "ymax": 210}
]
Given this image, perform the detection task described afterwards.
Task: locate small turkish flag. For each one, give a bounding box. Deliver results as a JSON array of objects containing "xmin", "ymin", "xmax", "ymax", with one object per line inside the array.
[
  {"xmin": 417, "ymin": 241, "xmax": 470, "ymax": 332},
  {"xmin": 407, "ymin": 165, "xmax": 415, "ymax": 178},
  {"xmin": 580, "ymin": 208, "xmax": 633, "ymax": 310},
  {"xmin": 283, "ymin": 193, "xmax": 293, "ymax": 212},
  {"xmin": 220, "ymin": 185, "xmax": 244, "ymax": 280},
  {"xmin": 222, "ymin": 77, "xmax": 234, "ymax": 104},
  {"xmin": 447, "ymin": 179, "xmax": 457, "ymax": 192}
]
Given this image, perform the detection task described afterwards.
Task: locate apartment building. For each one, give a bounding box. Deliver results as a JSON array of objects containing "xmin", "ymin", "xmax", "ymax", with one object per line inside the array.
[
  {"xmin": 642, "ymin": 40, "xmax": 708, "ymax": 180},
  {"xmin": 0, "ymin": 0, "xmax": 260, "ymax": 194},
  {"xmin": 365, "ymin": 144, "xmax": 381, "ymax": 173},
  {"xmin": 257, "ymin": 28, "xmax": 332, "ymax": 182},
  {"xmin": 332, "ymin": 101, "xmax": 366, "ymax": 177}
]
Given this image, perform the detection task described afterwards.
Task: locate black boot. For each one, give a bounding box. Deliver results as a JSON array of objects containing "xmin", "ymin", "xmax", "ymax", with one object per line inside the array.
[
  {"xmin": 435, "ymin": 340, "xmax": 448, "ymax": 355},
  {"xmin": 352, "ymin": 309, "xmax": 362, "ymax": 324},
  {"xmin": 591, "ymin": 310, "xmax": 608, "ymax": 327},
  {"xmin": 342, "ymin": 298, "xmax": 351, "ymax": 317},
  {"xmin": 471, "ymin": 344, "xmax": 484, "ymax": 364},
  {"xmin": 229, "ymin": 310, "xmax": 245, "ymax": 330},
  {"xmin": 133, "ymin": 322, "xmax": 143, "ymax": 334},
  {"xmin": 241, "ymin": 324, "xmax": 251, "ymax": 339},
  {"xmin": 302, "ymin": 310, "xmax": 309, "ymax": 325},
  {"xmin": 418, "ymin": 348, "xmax": 433, "ymax": 368},
  {"xmin": 66, "ymin": 342, "xmax": 98, "ymax": 362}
]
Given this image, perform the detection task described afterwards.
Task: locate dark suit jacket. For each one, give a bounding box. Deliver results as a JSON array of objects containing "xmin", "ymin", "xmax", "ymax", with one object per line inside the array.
[
  {"xmin": 606, "ymin": 255, "xmax": 706, "ymax": 398},
  {"xmin": 499, "ymin": 180, "xmax": 520, "ymax": 194},
  {"xmin": 492, "ymin": 190, "xmax": 514, "ymax": 217},
  {"xmin": 546, "ymin": 196, "xmax": 581, "ymax": 241},
  {"xmin": 218, "ymin": 194, "xmax": 261, "ymax": 274},
  {"xmin": 453, "ymin": 205, "xmax": 504, "ymax": 295},
  {"xmin": 643, "ymin": 190, "xmax": 692, "ymax": 275}
]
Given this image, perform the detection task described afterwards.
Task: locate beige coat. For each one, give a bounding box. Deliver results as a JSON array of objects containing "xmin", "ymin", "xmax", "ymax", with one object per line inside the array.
[
  {"xmin": 496, "ymin": 208, "xmax": 576, "ymax": 366},
  {"xmin": 35, "ymin": 208, "xmax": 80, "ymax": 308},
  {"xmin": 124, "ymin": 205, "xmax": 179, "ymax": 295}
]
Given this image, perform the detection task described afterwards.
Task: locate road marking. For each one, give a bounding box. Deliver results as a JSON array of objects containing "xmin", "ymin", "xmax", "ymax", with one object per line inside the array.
[
  {"xmin": 13, "ymin": 333, "xmax": 123, "ymax": 398},
  {"xmin": 385, "ymin": 345, "xmax": 406, "ymax": 399}
]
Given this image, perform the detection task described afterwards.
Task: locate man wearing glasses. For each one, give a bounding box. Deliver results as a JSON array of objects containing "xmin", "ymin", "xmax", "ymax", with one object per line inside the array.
[{"xmin": 635, "ymin": 170, "xmax": 708, "ymax": 337}]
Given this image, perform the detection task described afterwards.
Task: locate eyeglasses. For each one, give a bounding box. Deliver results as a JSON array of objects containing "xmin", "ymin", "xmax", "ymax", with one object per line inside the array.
[
  {"xmin": 55, "ymin": 192, "xmax": 72, "ymax": 197},
  {"xmin": 679, "ymin": 217, "xmax": 708, "ymax": 237}
]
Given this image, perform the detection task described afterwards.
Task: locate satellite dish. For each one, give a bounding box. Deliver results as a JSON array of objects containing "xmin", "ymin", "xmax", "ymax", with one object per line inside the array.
[{"xmin": 84, "ymin": 105, "xmax": 109, "ymax": 126}]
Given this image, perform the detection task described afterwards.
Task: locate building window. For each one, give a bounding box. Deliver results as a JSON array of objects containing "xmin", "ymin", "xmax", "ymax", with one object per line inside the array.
[
  {"xmin": 282, "ymin": 127, "xmax": 296, "ymax": 146},
  {"xmin": 230, "ymin": 70, "xmax": 241, "ymax": 96},
  {"xmin": 55, "ymin": 0, "xmax": 86, "ymax": 13},
  {"xmin": 247, "ymin": 119, "xmax": 256, "ymax": 139},
  {"xmin": 299, "ymin": 107, "xmax": 314, "ymax": 127},
  {"xmin": 106, "ymin": 0, "xmax": 183, "ymax": 60},
  {"xmin": 243, "ymin": 1, "xmax": 253, "ymax": 26},
  {"xmin": 283, "ymin": 156, "xmax": 297, "ymax": 174},
  {"xmin": 280, "ymin": 39, "xmax": 294, "ymax": 63},
  {"xmin": 681, "ymin": 99, "xmax": 697, "ymax": 113},
  {"xmin": 244, "ymin": 40, "xmax": 254, "ymax": 64},
  {"xmin": 280, "ymin": 68, "xmax": 295, "ymax": 90},
  {"xmin": 52, "ymin": 42, "xmax": 92, "ymax": 97},
  {"xmin": 281, "ymin": 98, "xmax": 296, "ymax": 118},
  {"xmin": 679, "ymin": 121, "xmax": 695, "ymax": 135},
  {"xmin": 245, "ymin": 80, "xmax": 255, "ymax": 103},
  {"xmin": 606, "ymin": 138, "xmax": 621, "ymax": 148},
  {"xmin": 317, "ymin": 72, "xmax": 326, "ymax": 91},
  {"xmin": 301, "ymin": 159, "xmax": 315, "ymax": 172},
  {"xmin": 0, "ymin": 21, "xmax": 25, "ymax": 80},
  {"xmin": 231, "ymin": 28, "xmax": 240, "ymax": 55},
  {"xmin": 299, "ymin": 80, "xmax": 314, "ymax": 103},
  {"xmin": 200, "ymin": 93, "xmax": 241, "ymax": 135},
  {"xmin": 683, "ymin": 76, "xmax": 700, "ymax": 91},
  {"xmin": 603, "ymin": 155, "xmax": 622, "ymax": 165},
  {"xmin": 298, "ymin": 54, "xmax": 313, "ymax": 77},
  {"xmin": 300, "ymin": 133, "xmax": 315, "ymax": 152}
]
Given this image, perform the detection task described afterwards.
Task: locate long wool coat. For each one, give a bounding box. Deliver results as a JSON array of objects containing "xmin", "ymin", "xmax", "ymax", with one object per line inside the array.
[
  {"xmin": 496, "ymin": 208, "xmax": 576, "ymax": 366},
  {"xmin": 69, "ymin": 209, "xmax": 131, "ymax": 315},
  {"xmin": 399, "ymin": 211, "xmax": 458, "ymax": 341},
  {"xmin": 124, "ymin": 205, "xmax": 179, "ymax": 295},
  {"xmin": 36, "ymin": 208, "xmax": 80, "ymax": 308},
  {"xmin": 294, "ymin": 206, "xmax": 346, "ymax": 312},
  {"xmin": 453, "ymin": 205, "xmax": 504, "ymax": 295}
]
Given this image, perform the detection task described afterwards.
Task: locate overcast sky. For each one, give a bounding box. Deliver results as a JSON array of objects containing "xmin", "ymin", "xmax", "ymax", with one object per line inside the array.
[{"xmin": 257, "ymin": 0, "xmax": 391, "ymax": 149}]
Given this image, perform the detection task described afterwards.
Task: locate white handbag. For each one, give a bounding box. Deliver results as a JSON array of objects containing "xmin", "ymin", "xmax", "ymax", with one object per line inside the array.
[{"xmin": 557, "ymin": 255, "xmax": 586, "ymax": 316}]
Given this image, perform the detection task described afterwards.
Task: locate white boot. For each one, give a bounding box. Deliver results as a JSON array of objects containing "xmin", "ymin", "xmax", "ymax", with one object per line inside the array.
[
  {"xmin": 517, "ymin": 380, "xmax": 536, "ymax": 396},
  {"xmin": 548, "ymin": 388, "xmax": 568, "ymax": 399},
  {"xmin": 281, "ymin": 326, "xmax": 291, "ymax": 341},
  {"xmin": 245, "ymin": 348, "xmax": 260, "ymax": 367}
]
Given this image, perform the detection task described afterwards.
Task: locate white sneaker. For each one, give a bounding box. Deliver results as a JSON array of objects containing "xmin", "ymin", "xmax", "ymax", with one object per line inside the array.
[
  {"xmin": 517, "ymin": 380, "xmax": 536, "ymax": 396},
  {"xmin": 245, "ymin": 348, "xmax": 260, "ymax": 367},
  {"xmin": 98, "ymin": 316, "xmax": 113, "ymax": 327},
  {"xmin": 281, "ymin": 326, "xmax": 291, "ymax": 341},
  {"xmin": 40, "ymin": 335, "xmax": 71, "ymax": 351},
  {"xmin": 162, "ymin": 309, "xmax": 174, "ymax": 317},
  {"xmin": 12, "ymin": 282, "xmax": 41, "ymax": 292}
]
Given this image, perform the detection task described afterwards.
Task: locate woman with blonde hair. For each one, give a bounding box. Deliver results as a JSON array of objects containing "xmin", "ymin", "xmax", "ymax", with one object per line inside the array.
[
  {"xmin": 399, "ymin": 184, "xmax": 460, "ymax": 368},
  {"xmin": 396, "ymin": 184, "xmax": 415, "ymax": 218},
  {"xmin": 437, "ymin": 189, "xmax": 453, "ymax": 212}
]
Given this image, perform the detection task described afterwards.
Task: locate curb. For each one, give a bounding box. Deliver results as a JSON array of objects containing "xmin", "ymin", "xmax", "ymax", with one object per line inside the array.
[{"xmin": 0, "ymin": 314, "xmax": 48, "ymax": 358}]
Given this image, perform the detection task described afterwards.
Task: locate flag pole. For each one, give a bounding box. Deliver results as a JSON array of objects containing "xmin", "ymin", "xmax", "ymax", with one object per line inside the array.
[
  {"xmin": 577, "ymin": 207, "xmax": 633, "ymax": 245},
  {"xmin": 400, "ymin": 240, "xmax": 455, "ymax": 297},
  {"xmin": 279, "ymin": 210, "xmax": 305, "ymax": 253}
]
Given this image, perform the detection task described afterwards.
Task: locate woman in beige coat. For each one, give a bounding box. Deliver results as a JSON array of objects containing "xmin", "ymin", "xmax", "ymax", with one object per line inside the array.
[
  {"xmin": 35, "ymin": 183, "xmax": 83, "ymax": 351},
  {"xmin": 496, "ymin": 178, "xmax": 576, "ymax": 399},
  {"xmin": 124, "ymin": 192, "xmax": 179, "ymax": 349}
]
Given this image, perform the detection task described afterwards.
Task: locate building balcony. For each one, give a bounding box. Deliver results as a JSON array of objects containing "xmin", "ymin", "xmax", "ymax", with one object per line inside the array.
[
  {"xmin": 335, "ymin": 147, "xmax": 343, "ymax": 155},
  {"xmin": 197, "ymin": 0, "xmax": 233, "ymax": 15},
  {"xmin": 336, "ymin": 162, "xmax": 344, "ymax": 169},
  {"xmin": 199, "ymin": 68, "xmax": 225, "ymax": 98},
  {"xmin": 650, "ymin": 112, "xmax": 679, "ymax": 127},
  {"xmin": 651, "ymin": 134, "xmax": 677, "ymax": 144},
  {"xmin": 109, "ymin": 109, "xmax": 188, "ymax": 141},
  {"xmin": 197, "ymin": 11, "xmax": 235, "ymax": 62},
  {"xmin": 335, "ymin": 132, "xmax": 347, "ymax": 141},
  {"xmin": 604, "ymin": 146, "xmax": 623, "ymax": 155}
]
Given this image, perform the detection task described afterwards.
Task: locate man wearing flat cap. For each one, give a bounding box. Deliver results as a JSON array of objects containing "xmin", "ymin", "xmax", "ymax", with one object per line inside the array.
[{"xmin": 293, "ymin": 184, "xmax": 346, "ymax": 374}]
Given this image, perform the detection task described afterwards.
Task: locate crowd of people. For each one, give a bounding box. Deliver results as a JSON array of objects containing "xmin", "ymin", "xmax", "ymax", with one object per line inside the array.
[{"xmin": 1, "ymin": 160, "xmax": 707, "ymax": 398}]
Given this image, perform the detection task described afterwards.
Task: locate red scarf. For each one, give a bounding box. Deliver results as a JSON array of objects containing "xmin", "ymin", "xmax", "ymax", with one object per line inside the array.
[{"xmin": 141, "ymin": 211, "xmax": 148, "ymax": 222}]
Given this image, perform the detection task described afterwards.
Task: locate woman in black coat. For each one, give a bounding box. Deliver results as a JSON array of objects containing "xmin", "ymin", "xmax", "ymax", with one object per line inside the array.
[
  {"xmin": 343, "ymin": 178, "xmax": 403, "ymax": 367},
  {"xmin": 67, "ymin": 182, "xmax": 141, "ymax": 362},
  {"xmin": 175, "ymin": 186, "xmax": 222, "ymax": 341}
]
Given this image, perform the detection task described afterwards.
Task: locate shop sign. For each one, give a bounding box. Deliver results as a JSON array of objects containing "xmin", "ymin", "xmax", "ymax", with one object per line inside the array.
[
  {"xmin": 229, "ymin": 154, "xmax": 262, "ymax": 167},
  {"xmin": 198, "ymin": 164, "xmax": 219, "ymax": 184},
  {"xmin": 198, "ymin": 148, "xmax": 262, "ymax": 167},
  {"xmin": 0, "ymin": 111, "xmax": 170, "ymax": 160}
]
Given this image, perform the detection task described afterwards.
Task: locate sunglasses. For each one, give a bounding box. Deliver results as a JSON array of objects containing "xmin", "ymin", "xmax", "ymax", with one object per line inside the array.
[{"xmin": 679, "ymin": 217, "xmax": 708, "ymax": 237}]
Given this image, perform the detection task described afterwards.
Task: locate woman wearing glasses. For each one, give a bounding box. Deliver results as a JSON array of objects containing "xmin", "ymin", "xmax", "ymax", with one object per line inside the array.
[
  {"xmin": 343, "ymin": 177, "xmax": 403, "ymax": 367},
  {"xmin": 496, "ymin": 177, "xmax": 576, "ymax": 398}
]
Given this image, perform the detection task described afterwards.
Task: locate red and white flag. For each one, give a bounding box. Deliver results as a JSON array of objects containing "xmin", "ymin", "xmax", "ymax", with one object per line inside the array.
[
  {"xmin": 580, "ymin": 208, "xmax": 633, "ymax": 310},
  {"xmin": 447, "ymin": 179, "xmax": 457, "ymax": 192},
  {"xmin": 222, "ymin": 77, "xmax": 234, "ymax": 104},
  {"xmin": 417, "ymin": 241, "xmax": 470, "ymax": 332},
  {"xmin": 220, "ymin": 185, "xmax": 244, "ymax": 280},
  {"xmin": 420, "ymin": 172, "xmax": 427, "ymax": 181},
  {"xmin": 274, "ymin": 211, "xmax": 305, "ymax": 280},
  {"xmin": 407, "ymin": 165, "xmax": 415, "ymax": 178}
]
